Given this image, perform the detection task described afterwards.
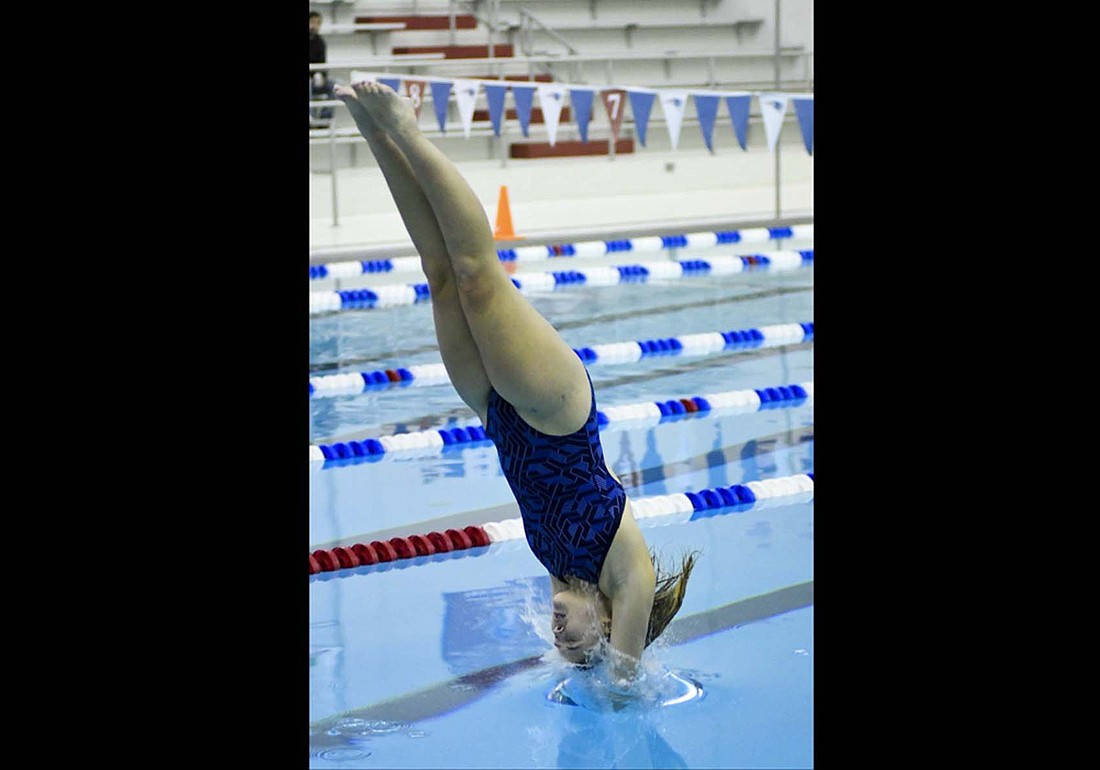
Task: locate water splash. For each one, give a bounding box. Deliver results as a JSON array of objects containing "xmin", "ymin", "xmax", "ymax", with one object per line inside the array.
[
  {"xmin": 326, "ymin": 717, "xmax": 409, "ymax": 737},
  {"xmin": 547, "ymin": 661, "xmax": 705, "ymax": 712},
  {"xmin": 316, "ymin": 747, "xmax": 371, "ymax": 762}
]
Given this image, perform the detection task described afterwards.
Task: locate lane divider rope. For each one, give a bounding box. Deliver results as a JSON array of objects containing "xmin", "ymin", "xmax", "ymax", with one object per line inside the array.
[
  {"xmin": 309, "ymin": 250, "xmax": 814, "ymax": 315},
  {"xmin": 309, "ymin": 321, "xmax": 813, "ymax": 398},
  {"xmin": 309, "ymin": 472, "xmax": 814, "ymax": 576},
  {"xmin": 308, "ymin": 225, "xmax": 815, "ymax": 281},
  {"xmin": 309, "ymin": 381, "xmax": 813, "ymax": 464}
]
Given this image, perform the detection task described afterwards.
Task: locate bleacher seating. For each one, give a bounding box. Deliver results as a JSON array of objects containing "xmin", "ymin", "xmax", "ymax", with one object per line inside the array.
[{"xmin": 309, "ymin": 1, "xmax": 813, "ymax": 159}]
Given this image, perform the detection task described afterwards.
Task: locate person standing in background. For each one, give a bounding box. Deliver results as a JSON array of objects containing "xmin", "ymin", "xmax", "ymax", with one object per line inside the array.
[{"xmin": 309, "ymin": 11, "xmax": 336, "ymax": 127}]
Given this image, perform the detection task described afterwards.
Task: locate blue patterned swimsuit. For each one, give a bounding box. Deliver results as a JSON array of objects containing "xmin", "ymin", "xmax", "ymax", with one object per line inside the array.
[{"xmin": 484, "ymin": 375, "xmax": 626, "ymax": 584}]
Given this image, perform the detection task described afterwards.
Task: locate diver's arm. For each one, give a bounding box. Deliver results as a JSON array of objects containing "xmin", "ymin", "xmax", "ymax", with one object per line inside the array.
[
  {"xmin": 607, "ymin": 575, "xmax": 655, "ymax": 679},
  {"xmin": 602, "ymin": 507, "xmax": 657, "ymax": 681}
]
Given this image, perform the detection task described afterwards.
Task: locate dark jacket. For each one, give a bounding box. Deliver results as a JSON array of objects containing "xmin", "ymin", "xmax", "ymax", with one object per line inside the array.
[{"xmin": 309, "ymin": 32, "xmax": 327, "ymax": 81}]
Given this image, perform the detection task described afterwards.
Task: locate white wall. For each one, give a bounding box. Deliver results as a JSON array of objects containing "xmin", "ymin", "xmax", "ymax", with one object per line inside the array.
[{"xmin": 310, "ymin": 133, "xmax": 813, "ymax": 252}]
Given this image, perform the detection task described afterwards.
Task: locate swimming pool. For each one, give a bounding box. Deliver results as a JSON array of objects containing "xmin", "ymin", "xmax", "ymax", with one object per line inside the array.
[{"xmin": 309, "ymin": 234, "xmax": 813, "ymax": 768}]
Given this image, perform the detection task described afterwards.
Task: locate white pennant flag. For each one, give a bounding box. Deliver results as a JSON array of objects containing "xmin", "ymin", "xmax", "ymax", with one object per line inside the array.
[
  {"xmin": 759, "ymin": 92, "xmax": 790, "ymax": 152},
  {"xmin": 453, "ymin": 79, "xmax": 480, "ymax": 138},
  {"xmin": 537, "ymin": 84, "xmax": 567, "ymax": 146},
  {"xmin": 658, "ymin": 90, "xmax": 689, "ymax": 150}
]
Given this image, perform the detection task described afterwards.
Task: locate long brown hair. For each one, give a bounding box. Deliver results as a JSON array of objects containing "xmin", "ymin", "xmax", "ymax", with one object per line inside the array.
[
  {"xmin": 562, "ymin": 550, "xmax": 700, "ymax": 648},
  {"xmin": 645, "ymin": 550, "xmax": 699, "ymax": 647}
]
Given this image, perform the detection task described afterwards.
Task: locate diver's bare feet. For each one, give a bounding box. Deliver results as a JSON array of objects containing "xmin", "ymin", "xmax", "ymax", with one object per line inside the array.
[
  {"xmin": 346, "ymin": 81, "xmax": 420, "ymax": 139},
  {"xmin": 334, "ymin": 82, "xmax": 383, "ymax": 139}
]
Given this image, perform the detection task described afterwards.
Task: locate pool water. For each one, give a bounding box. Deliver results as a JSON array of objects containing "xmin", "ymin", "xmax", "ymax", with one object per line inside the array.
[{"xmin": 309, "ymin": 242, "xmax": 813, "ymax": 768}]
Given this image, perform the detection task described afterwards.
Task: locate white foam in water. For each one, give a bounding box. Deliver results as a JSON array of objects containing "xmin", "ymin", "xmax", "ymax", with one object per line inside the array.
[{"xmin": 546, "ymin": 656, "xmax": 705, "ymax": 712}]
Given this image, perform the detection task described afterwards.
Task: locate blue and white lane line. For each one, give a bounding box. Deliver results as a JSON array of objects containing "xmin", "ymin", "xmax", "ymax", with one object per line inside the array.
[
  {"xmin": 308, "ymin": 224, "xmax": 815, "ymax": 281},
  {"xmin": 480, "ymin": 472, "xmax": 815, "ymax": 545},
  {"xmin": 308, "ymin": 250, "xmax": 814, "ymax": 315},
  {"xmin": 308, "ymin": 381, "xmax": 813, "ymax": 463},
  {"xmin": 309, "ymin": 322, "xmax": 813, "ymax": 398}
]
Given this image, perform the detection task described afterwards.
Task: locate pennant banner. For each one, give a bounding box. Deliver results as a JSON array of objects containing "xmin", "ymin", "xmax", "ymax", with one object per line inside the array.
[
  {"xmin": 430, "ymin": 81, "xmax": 453, "ymax": 132},
  {"xmin": 759, "ymin": 92, "xmax": 789, "ymax": 153},
  {"xmin": 658, "ymin": 90, "xmax": 688, "ymax": 150},
  {"xmin": 569, "ymin": 88, "xmax": 595, "ymax": 143},
  {"xmin": 601, "ymin": 89, "xmax": 628, "ymax": 142},
  {"xmin": 453, "ymin": 79, "xmax": 479, "ymax": 139},
  {"xmin": 693, "ymin": 93, "xmax": 720, "ymax": 154},
  {"xmin": 724, "ymin": 94, "xmax": 751, "ymax": 151},
  {"xmin": 511, "ymin": 85, "xmax": 536, "ymax": 137},
  {"xmin": 378, "ymin": 77, "xmax": 402, "ymax": 93},
  {"xmin": 404, "ymin": 79, "xmax": 427, "ymax": 119},
  {"xmin": 538, "ymin": 84, "xmax": 567, "ymax": 146},
  {"xmin": 483, "ymin": 83, "xmax": 508, "ymax": 137},
  {"xmin": 628, "ymin": 90, "xmax": 656, "ymax": 147},
  {"xmin": 337, "ymin": 71, "xmax": 814, "ymax": 153},
  {"xmin": 792, "ymin": 97, "xmax": 814, "ymax": 155}
]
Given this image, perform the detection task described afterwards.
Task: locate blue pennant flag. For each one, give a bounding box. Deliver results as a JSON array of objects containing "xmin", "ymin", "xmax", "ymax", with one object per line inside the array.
[
  {"xmin": 569, "ymin": 88, "xmax": 595, "ymax": 143},
  {"xmin": 792, "ymin": 97, "xmax": 814, "ymax": 155},
  {"xmin": 483, "ymin": 84, "xmax": 508, "ymax": 137},
  {"xmin": 430, "ymin": 81, "xmax": 453, "ymax": 132},
  {"xmin": 724, "ymin": 94, "xmax": 752, "ymax": 150},
  {"xmin": 628, "ymin": 90, "xmax": 656, "ymax": 147},
  {"xmin": 378, "ymin": 77, "xmax": 402, "ymax": 93},
  {"xmin": 511, "ymin": 85, "xmax": 536, "ymax": 137},
  {"xmin": 693, "ymin": 94, "xmax": 720, "ymax": 153}
]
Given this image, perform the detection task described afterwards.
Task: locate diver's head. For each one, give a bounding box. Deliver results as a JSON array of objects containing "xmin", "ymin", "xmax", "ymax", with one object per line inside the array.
[
  {"xmin": 551, "ymin": 586, "xmax": 610, "ymax": 665},
  {"xmin": 552, "ymin": 551, "xmax": 700, "ymax": 666}
]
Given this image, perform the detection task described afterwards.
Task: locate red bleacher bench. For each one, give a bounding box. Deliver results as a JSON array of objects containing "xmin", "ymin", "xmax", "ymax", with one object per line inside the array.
[
  {"xmin": 472, "ymin": 107, "xmax": 572, "ymax": 123},
  {"xmin": 510, "ymin": 139, "xmax": 635, "ymax": 158},
  {"xmin": 355, "ymin": 15, "xmax": 478, "ymax": 31},
  {"xmin": 392, "ymin": 44, "xmax": 514, "ymax": 59}
]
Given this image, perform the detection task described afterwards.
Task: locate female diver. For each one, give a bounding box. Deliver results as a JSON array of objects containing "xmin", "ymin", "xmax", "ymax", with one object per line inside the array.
[{"xmin": 333, "ymin": 81, "xmax": 697, "ymax": 683}]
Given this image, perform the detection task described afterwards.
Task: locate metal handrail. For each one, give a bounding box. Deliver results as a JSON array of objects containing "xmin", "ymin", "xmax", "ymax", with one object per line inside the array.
[{"xmin": 516, "ymin": 8, "xmax": 578, "ymax": 56}]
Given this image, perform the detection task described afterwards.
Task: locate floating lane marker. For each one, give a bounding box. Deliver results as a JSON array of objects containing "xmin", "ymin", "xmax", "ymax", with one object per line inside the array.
[
  {"xmin": 309, "ymin": 226, "xmax": 814, "ymax": 281},
  {"xmin": 309, "ymin": 322, "xmax": 812, "ymax": 398},
  {"xmin": 308, "ymin": 381, "xmax": 813, "ymax": 464},
  {"xmin": 309, "ymin": 251, "xmax": 814, "ymax": 315},
  {"xmin": 308, "ymin": 471, "xmax": 814, "ymax": 576}
]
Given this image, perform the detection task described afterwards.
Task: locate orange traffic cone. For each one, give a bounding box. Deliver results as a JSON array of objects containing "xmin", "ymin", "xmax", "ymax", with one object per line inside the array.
[{"xmin": 493, "ymin": 185, "xmax": 523, "ymax": 241}]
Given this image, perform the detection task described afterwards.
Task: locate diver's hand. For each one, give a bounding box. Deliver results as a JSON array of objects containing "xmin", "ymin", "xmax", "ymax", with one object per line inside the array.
[
  {"xmin": 606, "ymin": 646, "xmax": 643, "ymax": 683},
  {"xmin": 604, "ymin": 674, "xmax": 644, "ymax": 712}
]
